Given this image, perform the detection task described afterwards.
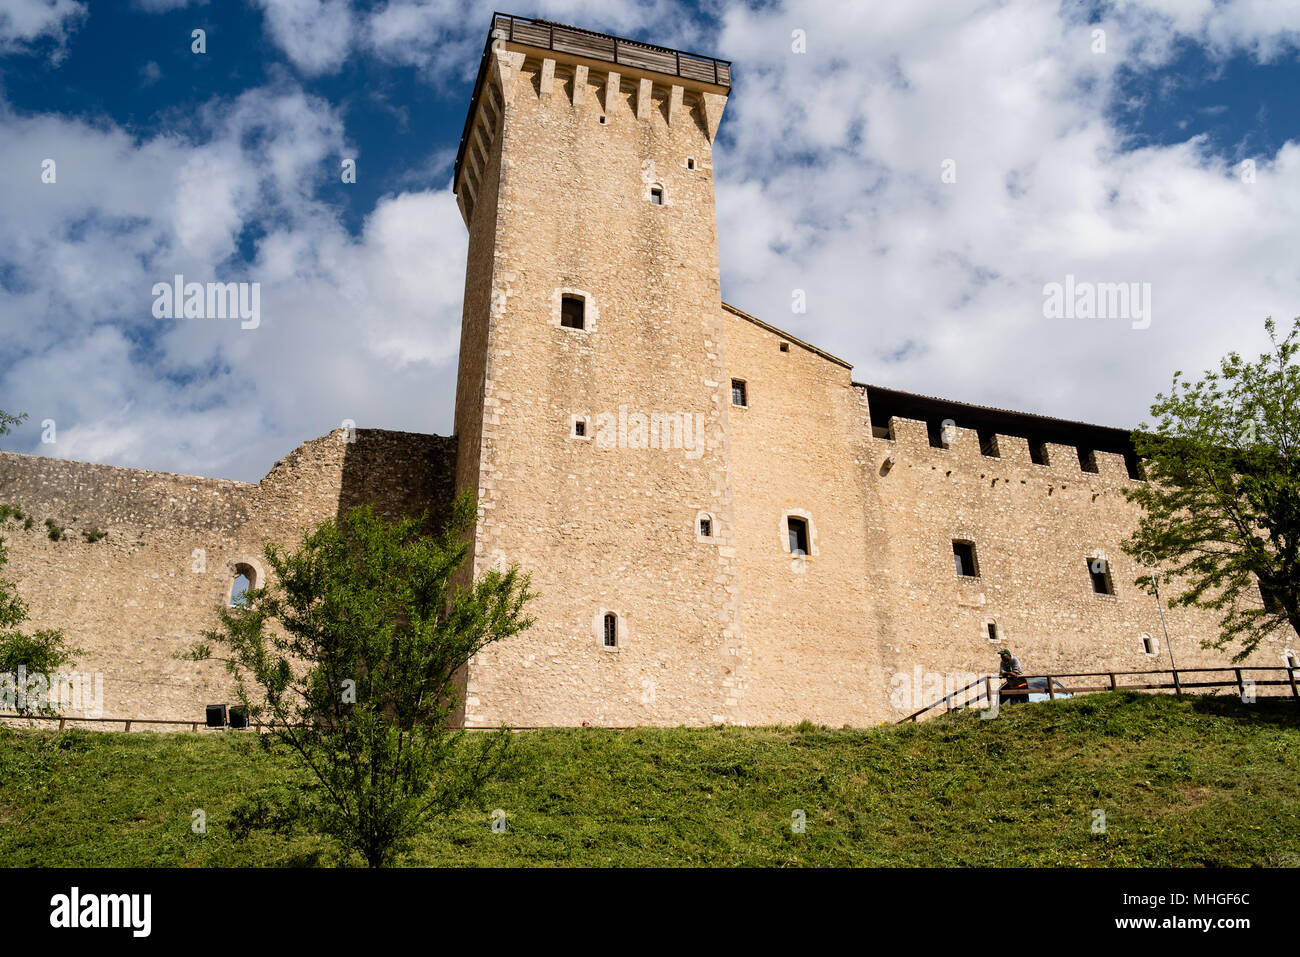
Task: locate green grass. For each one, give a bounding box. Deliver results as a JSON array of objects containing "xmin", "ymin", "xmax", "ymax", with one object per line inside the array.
[{"xmin": 1, "ymin": 691, "xmax": 1297, "ymax": 867}]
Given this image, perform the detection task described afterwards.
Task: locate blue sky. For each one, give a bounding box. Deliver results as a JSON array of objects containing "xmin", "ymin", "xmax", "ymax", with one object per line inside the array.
[{"xmin": 1, "ymin": 0, "xmax": 1298, "ymax": 481}]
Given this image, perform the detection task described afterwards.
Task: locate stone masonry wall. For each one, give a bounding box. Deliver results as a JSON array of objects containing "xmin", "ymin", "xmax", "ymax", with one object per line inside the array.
[
  {"xmin": 863, "ymin": 406, "xmax": 1296, "ymax": 719},
  {"xmin": 457, "ymin": 47, "xmax": 740, "ymax": 726},
  {"xmin": 0, "ymin": 428, "xmax": 455, "ymax": 724}
]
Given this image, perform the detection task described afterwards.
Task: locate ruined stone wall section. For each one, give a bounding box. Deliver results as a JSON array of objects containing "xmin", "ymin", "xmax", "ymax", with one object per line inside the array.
[{"xmin": 0, "ymin": 428, "xmax": 455, "ymax": 721}]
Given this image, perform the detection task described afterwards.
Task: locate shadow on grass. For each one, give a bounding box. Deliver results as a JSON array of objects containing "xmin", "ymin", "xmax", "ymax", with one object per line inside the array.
[{"xmin": 1189, "ymin": 691, "xmax": 1299, "ymax": 729}]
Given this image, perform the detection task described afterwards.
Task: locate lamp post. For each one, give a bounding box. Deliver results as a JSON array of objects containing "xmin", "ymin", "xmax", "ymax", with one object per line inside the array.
[{"xmin": 1142, "ymin": 551, "xmax": 1179, "ymax": 694}]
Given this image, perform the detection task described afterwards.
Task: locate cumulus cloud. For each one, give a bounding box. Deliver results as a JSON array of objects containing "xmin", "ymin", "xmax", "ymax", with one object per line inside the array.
[
  {"xmin": 2, "ymin": 0, "xmax": 1299, "ymax": 482},
  {"xmin": 0, "ymin": 0, "xmax": 86, "ymax": 60},
  {"xmin": 0, "ymin": 85, "xmax": 466, "ymax": 480},
  {"xmin": 710, "ymin": 0, "xmax": 1300, "ymax": 427},
  {"xmin": 251, "ymin": 0, "xmax": 356, "ymax": 76}
]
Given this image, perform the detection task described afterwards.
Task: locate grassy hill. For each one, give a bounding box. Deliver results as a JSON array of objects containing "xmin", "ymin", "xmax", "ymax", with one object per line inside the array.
[{"xmin": 1, "ymin": 691, "xmax": 1296, "ymax": 867}]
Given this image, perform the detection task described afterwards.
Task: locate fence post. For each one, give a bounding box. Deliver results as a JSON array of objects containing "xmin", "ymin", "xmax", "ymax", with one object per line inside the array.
[
  {"xmin": 1047, "ymin": 675, "xmax": 1055, "ymax": 700},
  {"xmin": 1289, "ymin": 666, "xmax": 1298, "ymax": 699},
  {"xmin": 1109, "ymin": 672, "xmax": 1116, "ymax": 690},
  {"xmin": 124, "ymin": 720, "xmax": 132, "ymax": 732},
  {"xmin": 1171, "ymin": 669, "xmax": 1182, "ymax": 697},
  {"xmin": 1234, "ymin": 668, "xmax": 1244, "ymax": 698}
]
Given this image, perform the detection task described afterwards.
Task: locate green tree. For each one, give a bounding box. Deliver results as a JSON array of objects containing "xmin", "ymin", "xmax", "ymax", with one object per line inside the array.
[
  {"xmin": 190, "ymin": 494, "xmax": 535, "ymax": 866},
  {"xmin": 1123, "ymin": 317, "xmax": 1300, "ymax": 660},
  {"xmin": 0, "ymin": 409, "xmax": 78, "ymax": 715}
]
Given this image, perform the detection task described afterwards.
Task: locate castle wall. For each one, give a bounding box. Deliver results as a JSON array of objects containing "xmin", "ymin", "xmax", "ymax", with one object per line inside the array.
[
  {"xmin": 0, "ymin": 429, "xmax": 456, "ymax": 722},
  {"xmin": 863, "ymin": 409, "xmax": 1294, "ymax": 718},
  {"xmin": 721, "ymin": 309, "xmax": 889, "ymax": 724}
]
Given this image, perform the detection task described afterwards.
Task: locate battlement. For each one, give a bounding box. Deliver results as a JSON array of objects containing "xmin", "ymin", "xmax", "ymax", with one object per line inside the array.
[
  {"xmin": 453, "ymin": 13, "xmax": 730, "ymax": 223},
  {"xmin": 858, "ymin": 383, "xmax": 1145, "ymax": 482}
]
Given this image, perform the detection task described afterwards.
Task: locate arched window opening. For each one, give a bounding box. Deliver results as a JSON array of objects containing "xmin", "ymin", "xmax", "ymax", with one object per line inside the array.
[
  {"xmin": 603, "ymin": 612, "xmax": 618, "ymax": 648},
  {"xmin": 230, "ymin": 563, "xmax": 256, "ymax": 607}
]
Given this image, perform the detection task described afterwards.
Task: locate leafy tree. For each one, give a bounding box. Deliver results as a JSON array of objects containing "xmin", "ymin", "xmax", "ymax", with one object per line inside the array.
[
  {"xmin": 0, "ymin": 409, "xmax": 78, "ymax": 715},
  {"xmin": 0, "ymin": 410, "xmax": 24, "ymax": 437},
  {"xmin": 1123, "ymin": 317, "xmax": 1300, "ymax": 660},
  {"xmin": 189, "ymin": 495, "xmax": 535, "ymax": 866}
]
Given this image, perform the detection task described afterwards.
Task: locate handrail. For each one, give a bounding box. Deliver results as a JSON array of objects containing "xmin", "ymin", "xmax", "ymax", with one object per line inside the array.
[
  {"xmin": 454, "ymin": 12, "xmax": 733, "ymax": 189},
  {"xmin": 899, "ymin": 665, "xmax": 1299, "ymax": 724}
]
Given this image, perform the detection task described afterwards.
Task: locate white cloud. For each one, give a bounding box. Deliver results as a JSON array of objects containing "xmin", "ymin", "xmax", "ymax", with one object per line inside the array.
[
  {"xmin": 251, "ymin": 0, "xmax": 355, "ymax": 75},
  {"xmin": 710, "ymin": 0, "xmax": 1300, "ymax": 428},
  {"xmin": 0, "ymin": 85, "xmax": 466, "ymax": 481},
  {"xmin": 0, "ymin": 0, "xmax": 86, "ymax": 60},
  {"xmin": 2, "ymin": 0, "xmax": 1300, "ymax": 482}
]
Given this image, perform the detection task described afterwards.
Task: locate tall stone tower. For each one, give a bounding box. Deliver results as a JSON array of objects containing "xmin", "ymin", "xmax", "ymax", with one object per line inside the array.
[{"xmin": 451, "ymin": 15, "xmax": 738, "ymax": 725}]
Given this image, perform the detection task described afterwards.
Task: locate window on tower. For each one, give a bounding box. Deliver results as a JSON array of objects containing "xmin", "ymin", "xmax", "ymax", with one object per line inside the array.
[
  {"xmin": 787, "ymin": 517, "xmax": 809, "ymax": 556},
  {"xmin": 560, "ymin": 295, "xmax": 585, "ymax": 329}
]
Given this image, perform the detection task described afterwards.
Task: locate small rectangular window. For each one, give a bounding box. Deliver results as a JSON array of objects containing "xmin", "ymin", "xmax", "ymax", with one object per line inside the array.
[
  {"xmin": 574, "ymin": 419, "xmax": 586, "ymax": 437},
  {"xmin": 560, "ymin": 295, "xmax": 585, "ymax": 329},
  {"xmin": 731, "ymin": 379, "xmax": 747, "ymax": 407},
  {"xmin": 987, "ymin": 622, "xmax": 998, "ymax": 641},
  {"xmin": 1088, "ymin": 559, "xmax": 1113, "ymax": 595},
  {"xmin": 699, "ymin": 517, "xmax": 712, "ymax": 537},
  {"xmin": 787, "ymin": 517, "xmax": 809, "ymax": 556},
  {"xmin": 953, "ymin": 541, "xmax": 979, "ymax": 578},
  {"xmin": 650, "ymin": 186, "xmax": 663, "ymax": 205}
]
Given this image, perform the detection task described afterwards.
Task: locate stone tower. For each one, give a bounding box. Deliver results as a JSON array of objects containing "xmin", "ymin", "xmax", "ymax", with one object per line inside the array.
[{"xmin": 451, "ymin": 15, "xmax": 739, "ymax": 725}]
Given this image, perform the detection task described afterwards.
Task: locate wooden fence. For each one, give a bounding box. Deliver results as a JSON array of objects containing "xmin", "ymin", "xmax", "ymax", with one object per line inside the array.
[{"xmin": 899, "ymin": 665, "xmax": 1299, "ymax": 724}]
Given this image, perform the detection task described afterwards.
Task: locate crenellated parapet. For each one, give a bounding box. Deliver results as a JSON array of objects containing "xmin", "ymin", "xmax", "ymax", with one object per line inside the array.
[{"xmin": 453, "ymin": 13, "xmax": 730, "ymax": 226}]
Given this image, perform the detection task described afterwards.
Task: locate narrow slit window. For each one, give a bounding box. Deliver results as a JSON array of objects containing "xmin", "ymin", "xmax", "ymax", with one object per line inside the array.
[
  {"xmin": 603, "ymin": 613, "xmax": 617, "ymax": 648},
  {"xmin": 560, "ymin": 295, "xmax": 585, "ymax": 329},
  {"xmin": 574, "ymin": 419, "xmax": 586, "ymax": 438},
  {"xmin": 650, "ymin": 185, "xmax": 663, "ymax": 205},
  {"xmin": 1088, "ymin": 558, "xmax": 1114, "ymax": 595},
  {"xmin": 731, "ymin": 379, "xmax": 747, "ymax": 407},
  {"xmin": 686, "ymin": 157, "xmax": 696, "ymax": 169},
  {"xmin": 1141, "ymin": 635, "xmax": 1154, "ymax": 655},
  {"xmin": 953, "ymin": 541, "xmax": 979, "ymax": 578},
  {"xmin": 699, "ymin": 517, "xmax": 712, "ymax": 537},
  {"xmin": 787, "ymin": 517, "xmax": 809, "ymax": 556},
  {"xmin": 986, "ymin": 622, "xmax": 998, "ymax": 641}
]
